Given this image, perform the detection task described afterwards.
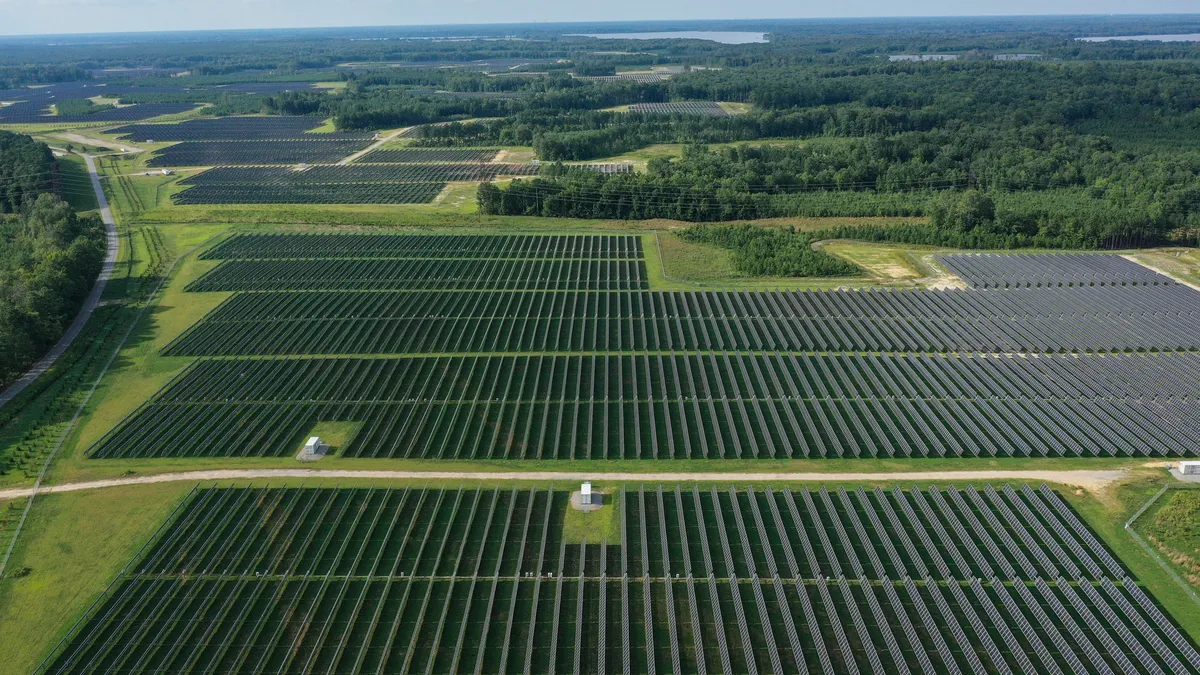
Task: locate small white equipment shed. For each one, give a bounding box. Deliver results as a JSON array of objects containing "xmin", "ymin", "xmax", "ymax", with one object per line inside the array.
[
  {"xmin": 1181, "ymin": 461, "xmax": 1200, "ymax": 476},
  {"xmin": 581, "ymin": 482, "xmax": 593, "ymax": 506},
  {"xmin": 297, "ymin": 436, "xmax": 328, "ymax": 461}
]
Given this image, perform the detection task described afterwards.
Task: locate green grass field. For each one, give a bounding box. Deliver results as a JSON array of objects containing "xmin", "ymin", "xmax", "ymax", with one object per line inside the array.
[
  {"xmin": 560, "ymin": 488, "xmax": 621, "ymax": 544},
  {"xmin": 0, "ymin": 483, "xmax": 196, "ymax": 675},
  {"xmin": 1136, "ymin": 487, "xmax": 1200, "ymax": 587},
  {"xmin": 54, "ymin": 154, "xmax": 99, "ymax": 212}
]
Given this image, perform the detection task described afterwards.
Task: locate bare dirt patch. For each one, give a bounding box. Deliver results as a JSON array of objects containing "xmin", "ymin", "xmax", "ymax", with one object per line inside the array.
[{"xmin": 54, "ymin": 133, "xmax": 141, "ymax": 153}]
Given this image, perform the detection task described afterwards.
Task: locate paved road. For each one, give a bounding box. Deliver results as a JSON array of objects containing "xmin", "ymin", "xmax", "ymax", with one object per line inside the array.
[
  {"xmin": 0, "ymin": 154, "xmax": 118, "ymax": 409},
  {"xmin": 0, "ymin": 468, "xmax": 1129, "ymax": 501}
]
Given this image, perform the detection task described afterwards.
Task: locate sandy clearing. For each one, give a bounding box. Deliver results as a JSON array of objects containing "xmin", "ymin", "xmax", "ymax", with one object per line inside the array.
[
  {"xmin": 55, "ymin": 132, "xmax": 142, "ymax": 153},
  {"xmin": 0, "ymin": 468, "xmax": 1129, "ymax": 501},
  {"xmin": 1122, "ymin": 253, "xmax": 1200, "ymax": 293},
  {"xmin": 338, "ymin": 127, "xmax": 412, "ymax": 165}
]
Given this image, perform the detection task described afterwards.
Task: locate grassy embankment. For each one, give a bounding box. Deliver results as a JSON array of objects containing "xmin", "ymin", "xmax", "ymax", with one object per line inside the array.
[
  {"xmin": 1132, "ymin": 486, "xmax": 1200, "ymax": 588},
  {"xmin": 53, "ymin": 154, "xmax": 99, "ymax": 213}
]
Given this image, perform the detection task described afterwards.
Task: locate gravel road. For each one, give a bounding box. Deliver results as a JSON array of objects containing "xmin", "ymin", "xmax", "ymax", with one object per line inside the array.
[{"xmin": 0, "ymin": 468, "xmax": 1128, "ymax": 501}]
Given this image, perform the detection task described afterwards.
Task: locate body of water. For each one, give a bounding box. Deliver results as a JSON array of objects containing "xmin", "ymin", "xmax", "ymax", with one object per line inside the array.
[
  {"xmin": 1078, "ymin": 34, "xmax": 1200, "ymax": 42},
  {"xmin": 569, "ymin": 31, "xmax": 767, "ymax": 44}
]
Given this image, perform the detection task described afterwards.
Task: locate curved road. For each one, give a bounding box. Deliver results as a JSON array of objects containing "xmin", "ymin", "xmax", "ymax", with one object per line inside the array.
[
  {"xmin": 0, "ymin": 154, "xmax": 118, "ymax": 409},
  {"xmin": 0, "ymin": 468, "xmax": 1128, "ymax": 501}
]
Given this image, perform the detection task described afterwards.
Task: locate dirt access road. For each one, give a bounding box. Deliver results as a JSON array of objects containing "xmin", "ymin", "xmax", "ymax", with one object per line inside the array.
[
  {"xmin": 0, "ymin": 468, "xmax": 1129, "ymax": 501},
  {"xmin": 0, "ymin": 154, "xmax": 118, "ymax": 409},
  {"xmin": 54, "ymin": 132, "xmax": 142, "ymax": 153},
  {"xmin": 338, "ymin": 127, "xmax": 411, "ymax": 165}
]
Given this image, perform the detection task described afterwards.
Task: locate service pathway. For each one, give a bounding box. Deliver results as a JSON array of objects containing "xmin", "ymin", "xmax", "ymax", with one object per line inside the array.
[{"xmin": 0, "ymin": 468, "xmax": 1129, "ymax": 501}]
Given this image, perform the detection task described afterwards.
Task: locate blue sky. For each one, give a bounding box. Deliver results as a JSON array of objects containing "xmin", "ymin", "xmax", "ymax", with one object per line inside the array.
[{"xmin": 1, "ymin": 0, "xmax": 1197, "ymax": 37}]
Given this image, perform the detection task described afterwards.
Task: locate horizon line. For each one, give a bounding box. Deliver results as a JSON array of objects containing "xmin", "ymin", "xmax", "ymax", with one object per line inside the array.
[{"xmin": 2, "ymin": 12, "xmax": 1198, "ymax": 40}]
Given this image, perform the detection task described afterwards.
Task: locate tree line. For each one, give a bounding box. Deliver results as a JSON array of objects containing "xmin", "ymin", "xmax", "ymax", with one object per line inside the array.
[
  {"xmin": 0, "ymin": 133, "xmax": 107, "ymax": 388},
  {"xmin": 0, "ymin": 131, "xmax": 56, "ymax": 213},
  {"xmin": 479, "ymin": 131, "xmax": 1198, "ymax": 248}
]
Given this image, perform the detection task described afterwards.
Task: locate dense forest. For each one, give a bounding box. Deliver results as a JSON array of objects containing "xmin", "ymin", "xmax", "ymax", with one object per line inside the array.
[
  {"xmin": 0, "ymin": 195, "xmax": 106, "ymax": 387},
  {"xmin": 5, "ymin": 18, "xmax": 1200, "ymax": 254},
  {"xmin": 0, "ymin": 131, "xmax": 56, "ymax": 213},
  {"xmin": 0, "ymin": 133, "xmax": 106, "ymax": 388},
  {"xmin": 479, "ymin": 126, "xmax": 1198, "ymax": 248},
  {"xmin": 461, "ymin": 55, "xmax": 1200, "ymax": 248}
]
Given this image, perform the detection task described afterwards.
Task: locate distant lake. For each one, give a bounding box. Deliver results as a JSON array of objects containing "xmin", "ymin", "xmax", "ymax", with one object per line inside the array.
[
  {"xmin": 569, "ymin": 31, "xmax": 768, "ymax": 44},
  {"xmin": 1078, "ymin": 34, "xmax": 1200, "ymax": 42}
]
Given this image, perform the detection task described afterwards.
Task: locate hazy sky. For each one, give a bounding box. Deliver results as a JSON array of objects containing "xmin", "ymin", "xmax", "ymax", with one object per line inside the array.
[{"xmin": 1, "ymin": 0, "xmax": 1197, "ymax": 37}]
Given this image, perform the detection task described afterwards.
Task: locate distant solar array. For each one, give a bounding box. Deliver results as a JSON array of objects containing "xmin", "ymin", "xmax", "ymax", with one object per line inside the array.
[
  {"xmin": 200, "ymin": 233, "xmax": 642, "ymax": 260},
  {"xmin": 0, "ymin": 98, "xmax": 197, "ymax": 124},
  {"xmin": 572, "ymin": 163, "xmax": 634, "ymax": 173},
  {"xmin": 168, "ymin": 144, "xmax": 521, "ymax": 203},
  {"xmin": 172, "ymin": 181, "xmax": 444, "ymax": 205},
  {"xmin": 356, "ymin": 147, "xmax": 502, "ymax": 163},
  {"xmin": 146, "ymin": 139, "xmax": 372, "ymax": 166},
  {"xmin": 939, "ymin": 252, "xmax": 1177, "ymax": 288},
  {"xmin": 181, "ymin": 163, "xmax": 535, "ymax": 185},
  {"xmin": 628, "ymin": 101, "xmax": 730, "ymax": 116},
  {"xmin": 574, "ymin": 73, "xmax": 673, "ymax": 82},
  {"xmin": 110, "ymin": 116, "xmax": 371, "ymax": 141}
]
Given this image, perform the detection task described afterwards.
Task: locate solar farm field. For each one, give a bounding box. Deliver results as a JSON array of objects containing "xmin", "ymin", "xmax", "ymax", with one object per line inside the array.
[
  {"xmin": 146, "ymin": 139, "xmax": 372, "ymax": 167},
  {"xmin": 163, "ymin": 285, "xmax": 1200, "ymax": 354},
  {"xmin": 108, "ymin": 116, "xmax": 369, "ymax": 141},
  {"xmin": 0, "ymin": 100, "xmax": 197, "ymax": 123},
  {"xmin": 169, "ymin": 156, "xmax": 531, "ymax": 205},
  {"xmin": 575, "ymin": 73, "xmax": 673, "ymax": 82},
  {"xmin": 628, "ymin": 101, "xmax": 730, "ymax": 116},
  {"xmin": 89, "ymin": 351, "xmax": 1200, "ymax": 459},
  {"xmin": 42, "ymin": 485, "xmax": 1200, "ymax": 674},
  {"xmin": 200, "ymin": 233, "xmax": 644, "ymax": 259},
  {"xmin": 182, "ymin": 163, "xmax": 537, "ymax": 185},
  {"xmin": 356, "ymin": 148, "xmax": 503, "ymax": 163},
  {"xmin": 172, "ymin": 181, "xmax": 445, "ymax": 205},
  {"xmin": 938, "ymin": 252, "xmax": 1176, "ymax": 288},
  {"xmin": 185, "ymin": 258, "xmax": 648, "ymax": 291},
  {"xmin": 89, "ymin": 234, "xmax": 1200, "ymax": 460}
]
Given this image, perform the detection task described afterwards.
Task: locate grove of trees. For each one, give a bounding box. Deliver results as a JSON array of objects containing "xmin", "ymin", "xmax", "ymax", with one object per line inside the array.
[{"xmin": 0, "ymin": 134, "xmax": 107, "ymax": 388}]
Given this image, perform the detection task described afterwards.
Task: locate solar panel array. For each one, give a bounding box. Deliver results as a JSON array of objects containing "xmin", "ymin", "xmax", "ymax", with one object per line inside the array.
[
  {"xmin": 939, "ymin": 252, "xmax": 1176, "ymax": 288},
  {"xmin": 147, "ymin": 139, "xmax": 372, "ymax": 167},
  {"xmin": 109, "ymin": 116, "xmax": 372, "ymax": 141},
  {"xmin": 90, "ymin": 239, "xmax": 1200, "ymax": 460},
  {"xmin": 42, "ymin": 485, "xmax": 1200, "ymax": 674}
]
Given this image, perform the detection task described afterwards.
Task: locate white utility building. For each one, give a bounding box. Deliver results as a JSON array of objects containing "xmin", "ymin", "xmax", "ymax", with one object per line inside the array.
[{"xmin": 297, "ymin": 436, "xmax": 328, "ymax": 461}]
